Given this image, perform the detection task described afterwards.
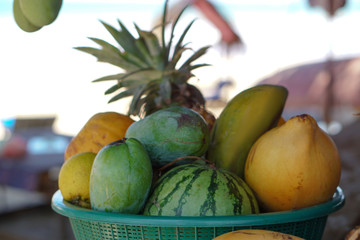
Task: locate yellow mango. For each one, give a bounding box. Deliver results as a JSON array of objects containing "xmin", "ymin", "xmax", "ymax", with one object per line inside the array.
[
  {"xmin": 58, "ymin": 152, "xmax": 96, "ymax": 208},
  {"xmin": 244, "ymin": 114, "xmax": 341, "ymax": 212},
  {"xmin": 64, "ymin": 112, "xmax": 134, "ymax": 161}
]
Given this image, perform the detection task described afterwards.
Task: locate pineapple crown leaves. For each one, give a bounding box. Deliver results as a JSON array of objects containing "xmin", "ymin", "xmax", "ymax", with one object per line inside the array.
[{"xmin": 75, "ymin": 0, "xmax": 211, "ymax": 117}]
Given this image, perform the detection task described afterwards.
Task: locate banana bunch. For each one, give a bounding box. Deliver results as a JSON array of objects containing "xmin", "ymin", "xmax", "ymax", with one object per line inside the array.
[
  {"xmin": 213, "ymin": 229, "xmax": 305, "ymax": 240},
  {"xmin": 207, "ymin": 84, "xmax": 288, "ymax": 178},
  {"xmin": 13, "ymin": 0, "xmax": 62, "ymax": 32}
]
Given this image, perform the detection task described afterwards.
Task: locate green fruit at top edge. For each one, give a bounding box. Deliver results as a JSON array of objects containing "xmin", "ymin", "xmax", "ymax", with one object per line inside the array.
[
  {"xmin": 13, "ymin": 0, "xmax": 42, "ymax": 32},
  {"xmin": 89, "ymin": 138, "xmax": 153, "ymax": 214},
  {"xmin": 19, "ymin": 0, "xmax": 62, "ymax": 27},
  {"xmin": 125, "ymin": 106, "xmax": 210, "ymax": 167}
]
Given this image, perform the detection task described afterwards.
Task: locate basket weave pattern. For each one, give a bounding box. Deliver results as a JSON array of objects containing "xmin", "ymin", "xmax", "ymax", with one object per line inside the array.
[
  {"xmin": 52, "ymin": 187, "xmax": 345, "ymax": 240},
  {"xmin": 69, "ymin": 217, "xmax": 328, "ymax": 240}
]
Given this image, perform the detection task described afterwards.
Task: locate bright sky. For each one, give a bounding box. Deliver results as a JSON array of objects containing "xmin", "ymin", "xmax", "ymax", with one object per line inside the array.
[{"xmin": 1, "ymin": 0, "xmax": 360, "ymax": 135}]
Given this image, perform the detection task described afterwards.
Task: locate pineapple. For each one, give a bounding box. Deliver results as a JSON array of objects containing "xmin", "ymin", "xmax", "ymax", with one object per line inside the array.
[{"xmin": 75, "ymin": 0, "xmax": 215, "ymax": 129}]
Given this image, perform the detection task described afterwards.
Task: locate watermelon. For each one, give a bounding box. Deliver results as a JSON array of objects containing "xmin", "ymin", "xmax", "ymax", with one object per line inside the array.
[{"xmin": 143, "ymin": 163, "xmax": 259, "ymax": 216}]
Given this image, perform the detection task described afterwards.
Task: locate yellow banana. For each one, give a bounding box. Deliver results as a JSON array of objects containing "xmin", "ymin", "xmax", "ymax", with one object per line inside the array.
[
  {"xmin": 213, "ymin": 229, "xmax": 305, "ymax": 240},
  {"xmin": 207, "ymin": 84, "xmax": 288, "ymax": 178}
]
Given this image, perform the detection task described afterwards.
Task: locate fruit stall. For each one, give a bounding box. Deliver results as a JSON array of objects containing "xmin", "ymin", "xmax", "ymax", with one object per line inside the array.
[
  {"xmin": 0, "ymin": 117, "xmax": 71, "ymax": 211},
  {"xmin": 9, "ymin": 0, "xmax": 360, "ymax": 239}
]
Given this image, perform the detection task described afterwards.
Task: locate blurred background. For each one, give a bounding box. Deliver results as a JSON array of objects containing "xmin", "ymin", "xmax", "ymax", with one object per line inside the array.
[{"xmin": 0, "ymin": 0, "xmax": 359, "ymax": 239}]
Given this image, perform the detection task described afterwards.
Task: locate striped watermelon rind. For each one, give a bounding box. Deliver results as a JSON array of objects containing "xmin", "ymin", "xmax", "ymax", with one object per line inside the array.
[{"xmin": 143, "ymin": 163, "xmax": 259, "ymax": 216}]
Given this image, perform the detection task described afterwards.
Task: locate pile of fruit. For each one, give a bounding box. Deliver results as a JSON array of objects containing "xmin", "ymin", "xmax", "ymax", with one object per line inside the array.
[
  {"xmin": 55, "ymin": 1, "xmax": 341, "ymax": 239},
  {"xmin": 58, "ymin": 85, "xmax": 341, "ymax": 216}
]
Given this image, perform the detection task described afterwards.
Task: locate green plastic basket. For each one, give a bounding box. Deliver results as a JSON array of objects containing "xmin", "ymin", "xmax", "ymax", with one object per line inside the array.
[{"xmin": 51, "ymin": 187, "xmax": 345, "ymax": 240}]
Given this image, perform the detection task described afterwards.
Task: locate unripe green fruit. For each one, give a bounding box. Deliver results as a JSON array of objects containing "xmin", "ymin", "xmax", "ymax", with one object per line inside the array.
[
  {"xmin": 125, "ymin": 106, "xmax": 210, "ymax": 167},
  {"xmin": 90, "ymin": 138, "xmax": 153, "ymax": 214},
  {"xmin": 13, "ymin": 0, "xmax": 42, "ymax": 32},
  {"xmin": 19, "ymin": 0, "xmax": 62, "ymax": 27}
]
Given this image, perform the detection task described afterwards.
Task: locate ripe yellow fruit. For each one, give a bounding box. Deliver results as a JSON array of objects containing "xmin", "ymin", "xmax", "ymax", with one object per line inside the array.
[
  {"xmin": 245, "ymin": 114, "xmax": 341, "ymax": 212},
  {"xmin": 58, "ymin": 152, "xmax": 96, "ymax": 208},
  {"xmin": 213, "ymin": 229, "xmax": 305, "ymax": 240},
  {"xmin": 64, "ymin": 112, "xmax": 134, "ymax": 161}
]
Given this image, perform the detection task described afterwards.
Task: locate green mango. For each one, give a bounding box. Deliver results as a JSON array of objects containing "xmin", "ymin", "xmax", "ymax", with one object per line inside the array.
[
  {"xmin": 207, "ymin": 84, "xmax": 288, "ymax": 179},
  {"xmin": 125, "ymin": 106, "xmax": 210, "ymax": 167},
  {"xmin": 13, "ymin": 0, "xmax": 42, "ymax": 32},
  {"xmin": 19, "ymin": 0, "xmax": 62, "ymax": 27},
  {"xmin": 89, "ymin": 138, "xmax": 152, "ymax": 214}
]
